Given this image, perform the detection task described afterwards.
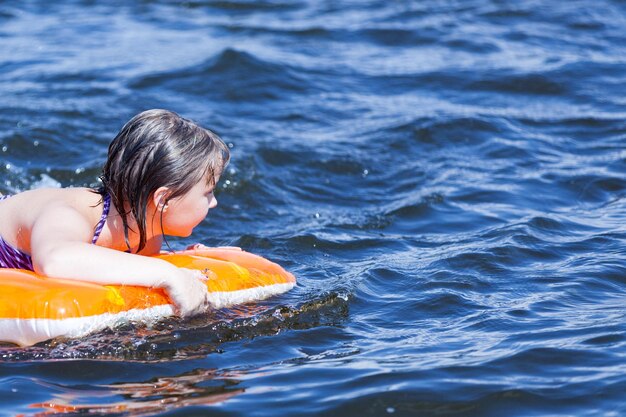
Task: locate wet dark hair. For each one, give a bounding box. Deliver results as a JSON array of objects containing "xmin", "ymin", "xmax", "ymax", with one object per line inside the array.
[{"xmin": 96, "ymin": 109, "xmax": 230, "ymax": 253}]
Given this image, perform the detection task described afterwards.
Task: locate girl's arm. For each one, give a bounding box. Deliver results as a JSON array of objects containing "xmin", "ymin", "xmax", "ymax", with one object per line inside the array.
[{"xmin": 29, "ymin": 204, "xmax": 207, "ymax": 316}]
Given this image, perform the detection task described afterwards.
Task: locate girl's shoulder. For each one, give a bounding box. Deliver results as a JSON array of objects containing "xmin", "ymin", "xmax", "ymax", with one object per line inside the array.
[
  {"xmin": 0, "ymin": 187, "xmax": 104, "ymax": 248},
  {"xmin": 7, "ymin": 186, "xmax": 97, "ymax": 203},
  {"xmin": 2, "ymin": 187, "xmax": 103, "ymax": 222}
]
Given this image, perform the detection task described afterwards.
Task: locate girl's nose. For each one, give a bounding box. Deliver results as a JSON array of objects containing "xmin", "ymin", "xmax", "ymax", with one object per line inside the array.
[{"xmin": 209, "ymin": 195, "xmax": 218, "ymax": 209}]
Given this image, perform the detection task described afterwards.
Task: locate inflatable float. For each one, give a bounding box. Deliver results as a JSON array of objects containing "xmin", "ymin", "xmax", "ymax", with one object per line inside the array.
[{"xmin": 0, "ymin": 247, "xmax": 295, "ymax": 346}]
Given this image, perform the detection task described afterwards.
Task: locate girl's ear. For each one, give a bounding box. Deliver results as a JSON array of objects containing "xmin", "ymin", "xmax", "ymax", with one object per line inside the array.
[{"xmin": 153, "ymin": 186, "xmax": 170, "ymax": 210}]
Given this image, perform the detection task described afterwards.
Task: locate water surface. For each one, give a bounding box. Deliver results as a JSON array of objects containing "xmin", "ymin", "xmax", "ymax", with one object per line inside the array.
[{"xmin": 1, "ymin": 1, "xmax": 625, "ymax": 416}]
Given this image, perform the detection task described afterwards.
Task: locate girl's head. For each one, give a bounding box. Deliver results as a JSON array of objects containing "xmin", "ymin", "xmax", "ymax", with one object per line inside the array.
[{"xmin": 98, "ymin": 109, "xmax": 230, "ymax": 252}]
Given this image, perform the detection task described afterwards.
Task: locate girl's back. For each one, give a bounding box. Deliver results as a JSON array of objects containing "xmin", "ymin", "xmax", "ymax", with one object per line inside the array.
[{"xmin": 0, "ymin": 188, "xmax": 106, "ymax": 255}]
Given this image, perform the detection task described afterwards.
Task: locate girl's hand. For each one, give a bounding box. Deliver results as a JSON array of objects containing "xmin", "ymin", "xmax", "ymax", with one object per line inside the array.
[
  {"xmin": 163, "ymin": 268, "xmax": 209, "ymax": 316},
  {"xmin": 186, "ymin": 243, "xmax": 209, "ymax": 251},
  {"xmin": 186, "ymin": 243, "xmax": 242, "ymax": 251}
]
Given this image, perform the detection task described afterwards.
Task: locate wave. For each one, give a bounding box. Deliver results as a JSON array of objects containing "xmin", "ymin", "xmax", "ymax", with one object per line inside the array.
[
  {"xmin": 0, "ymin": 292, "xmax": 349, "ymax": 361},
  {"xmin": 130, "ymin": 48, "xmax": 311, "ymax": 102}
]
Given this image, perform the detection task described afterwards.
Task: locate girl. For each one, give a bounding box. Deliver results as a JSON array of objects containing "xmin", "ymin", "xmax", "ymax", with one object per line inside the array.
[{"xmin": 0, "ymin": 109, "xmax": 230, "ymax": 316}]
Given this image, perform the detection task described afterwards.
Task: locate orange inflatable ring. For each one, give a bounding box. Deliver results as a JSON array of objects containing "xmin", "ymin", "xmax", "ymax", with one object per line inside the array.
[{"xmin": 0, "ymin": 247, "xmax": 296, "ymax": 346}]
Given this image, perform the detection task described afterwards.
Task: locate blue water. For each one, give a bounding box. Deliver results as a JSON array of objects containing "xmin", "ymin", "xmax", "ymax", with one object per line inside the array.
[{"xmin": 1, "ymin": 1, "xmax": 625, "ymax": 415}]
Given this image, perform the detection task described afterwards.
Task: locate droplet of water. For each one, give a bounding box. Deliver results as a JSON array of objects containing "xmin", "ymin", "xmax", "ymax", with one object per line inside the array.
[
  {"xmin": 272, "ymin": 309, "xmax": 285, "ymax": 321},
  {"xmin": 337, "ymin": 292, "xmax": 349, "ymax": 301}
]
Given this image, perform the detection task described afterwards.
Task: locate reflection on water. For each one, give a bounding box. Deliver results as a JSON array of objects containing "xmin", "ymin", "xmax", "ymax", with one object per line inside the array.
[{"xmin": 28, "ymin": 368, "xmax": 244, "ymax": 416}]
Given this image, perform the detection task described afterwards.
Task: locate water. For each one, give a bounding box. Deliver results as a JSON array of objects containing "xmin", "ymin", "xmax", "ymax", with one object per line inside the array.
[{"xmin": 1, "ymin": 0, "xmax": 625, "ymax": 415}]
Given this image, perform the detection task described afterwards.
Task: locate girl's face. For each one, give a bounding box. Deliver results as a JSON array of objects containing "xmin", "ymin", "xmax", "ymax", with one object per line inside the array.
[{"xmin": 160, "ymin": 176, "xmax": 219, "ymax": 237}]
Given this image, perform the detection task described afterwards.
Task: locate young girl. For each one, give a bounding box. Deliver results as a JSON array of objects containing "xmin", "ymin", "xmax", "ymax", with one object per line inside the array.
[{"xmin": 0, "ymin": 109, "xmax": 230, "ymax": 316}]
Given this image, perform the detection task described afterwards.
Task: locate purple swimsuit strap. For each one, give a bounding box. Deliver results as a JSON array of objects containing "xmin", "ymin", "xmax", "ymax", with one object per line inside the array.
[{"xmin": 92, "ymin": 193, "xmax": 110, "ymax": 244}]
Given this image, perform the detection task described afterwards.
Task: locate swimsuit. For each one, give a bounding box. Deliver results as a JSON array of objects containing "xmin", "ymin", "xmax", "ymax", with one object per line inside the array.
[{"xmin": 0, "ymin": 193, "xmax": 111, "ymax": 271}]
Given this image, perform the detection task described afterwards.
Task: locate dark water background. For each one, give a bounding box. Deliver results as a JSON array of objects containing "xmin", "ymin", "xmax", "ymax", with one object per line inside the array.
[{"xmin": 1, "ymin": 1, "xmax": 625, "ymax": 415}]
